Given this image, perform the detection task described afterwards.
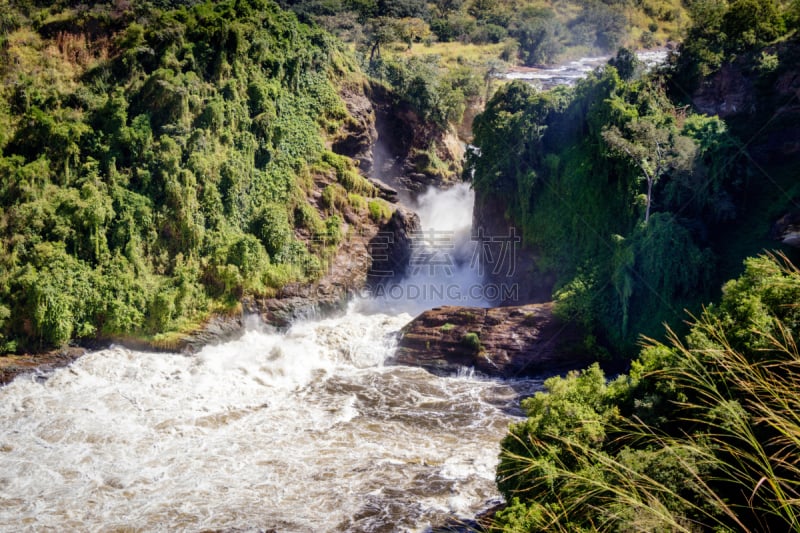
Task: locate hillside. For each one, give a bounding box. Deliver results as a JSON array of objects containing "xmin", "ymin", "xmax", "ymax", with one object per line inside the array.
[
  {"xmin": 0, "ymin": 0, "xmax": 401, "ymax": 353},
  {"xmin": 467, "ymin": 0, "xmax": 800, "ymax": 354}
]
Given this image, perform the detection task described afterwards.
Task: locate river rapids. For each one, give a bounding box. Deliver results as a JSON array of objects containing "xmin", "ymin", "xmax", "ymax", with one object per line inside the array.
[{"xmin": 0, "ymin": 183, "xmax": 544, "ymax": 532}]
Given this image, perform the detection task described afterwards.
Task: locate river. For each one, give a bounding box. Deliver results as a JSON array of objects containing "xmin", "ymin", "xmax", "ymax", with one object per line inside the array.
[
  {"xmin": 503, "ymin": 48, "xmax": 669, "ymax": 89},
  {"xmin": 0, "ymin": 183, "xmax": 544, "ymax": 532}
]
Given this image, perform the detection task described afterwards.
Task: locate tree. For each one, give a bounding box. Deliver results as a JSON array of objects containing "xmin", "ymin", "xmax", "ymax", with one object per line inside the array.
[
  {"xmin": 512, "ymin": 10, "xmax": 564, "ymax": 66},
  {"xmin": 608, "ymin": 47, "xmax": 640, "ymax": 81},
  {"xmin": 602, "ymin": 119, "xmax": 696, "ymax": 223},
  {"xmin": 393, "ymin": 17, "xmax": 431, "ymax": 48},
  {"xmin": 433, "ymin": 0, "xmax": 463, "ymax": 18},
  {"xmin": 363, "ymin": 17, "xmax": 397, "ymax": 60},
  {"xmin": 722, "ymin": 0, "xmax": 785, "ymax": 50}
]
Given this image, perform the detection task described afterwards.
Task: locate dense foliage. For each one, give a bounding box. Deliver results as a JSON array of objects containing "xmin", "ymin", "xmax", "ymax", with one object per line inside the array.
[
  {"xmin": 468, "ymin": 54, "xmax": 749, "ymax": 352},
  {"xmin": 280, "ymin": 0, "xmax": 687, "ymax": 66},
  {"xmin": 493, "ymin": 253, "xmax": 800, "ymax": 531},
  {"xmin": 673, "ymin": 0, "xmax": 798, "ymax": 90},
  {"xmin": 367, "ymin": 53, "xmax": 483, "ymax": 127},
  {"xmin": 0, "ymin": 0, "xmax": 376, "ymax": 351}
]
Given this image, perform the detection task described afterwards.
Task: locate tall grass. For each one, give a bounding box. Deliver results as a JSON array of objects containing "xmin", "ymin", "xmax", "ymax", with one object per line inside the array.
[{"xmin": 494, "ymin": 253, "xmax": 800, "ymax": 532}]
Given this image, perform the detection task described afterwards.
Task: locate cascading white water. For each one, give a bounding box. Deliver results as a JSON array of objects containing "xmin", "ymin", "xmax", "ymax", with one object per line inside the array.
[
  {"xmin": 0, "ymin": 185, "xmax": 542, "ymax": 532},
  {"xmin": 358, "ymin": 183, "xmax": 488, "ymax": 317}
]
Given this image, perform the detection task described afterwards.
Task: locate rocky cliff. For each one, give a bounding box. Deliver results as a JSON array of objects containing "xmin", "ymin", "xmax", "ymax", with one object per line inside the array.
[
  {"xmin": 690, "ymin": 39, "xmax": 800, "ymax": 162},
  {"xmin": 393, "ymin": 303, "xmax": 589, "ymax": 378},
  {"xmin": 472, "ymin": 192, "xmax": 556, "ymax": 305},
  {"xmin": 369, "ymin": 83, "xmax": 465, "ymax": 199}
]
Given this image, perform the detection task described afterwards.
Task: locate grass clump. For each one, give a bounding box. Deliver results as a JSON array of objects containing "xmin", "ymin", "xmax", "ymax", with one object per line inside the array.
[
  {"xmin": 462, "ymin": 331, "xmax": 482, "ymax": 353},
  {"xmin": 367, "ymin": 199, "xmax": 392, "ymax": 223}
]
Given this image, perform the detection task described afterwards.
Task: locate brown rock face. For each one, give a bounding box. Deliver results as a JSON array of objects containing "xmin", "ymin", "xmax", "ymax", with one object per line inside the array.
[
  {"xmin": 333, "ymin": 82, "xmax": 378, "ymax": 172},
  {"xmin": 771, "ymin": 211, "xmax": 800, "ymax": 248},
  {"xmin": 393, "ymin": 303, "xmax": 589, "ymax": 378},
  {"xmin": 369, "ymin": 83, "xmax": 464, "ymax": 200},
  {"xmin": 251, "ymin": 206, "xmax": 421, "ymax": 329},
  {"xmin": 368, "ymin": 207, "xmax": 421, "ymax": 283},
  {"xmin": 472, "ymin": 192, "xmax": 556, "ymax": 305},
  {"xmin": 0, "ymin": 348, "xmax": 86, "ymax": 385},
  {"xmin": 691, "ymin": 63, "xmax": 756, "ymax": 118}
]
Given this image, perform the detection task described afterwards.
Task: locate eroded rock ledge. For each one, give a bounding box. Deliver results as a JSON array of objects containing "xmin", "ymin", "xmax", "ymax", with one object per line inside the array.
[{"xmin": 392, "ymin": 303, "xmax": 590, "ymax": 378}]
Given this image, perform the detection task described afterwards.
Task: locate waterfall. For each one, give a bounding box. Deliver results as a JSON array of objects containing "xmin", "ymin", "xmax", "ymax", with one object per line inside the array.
[{"xmin": 357, "ymin": 182, "xmax": 488, "ymax": 316}]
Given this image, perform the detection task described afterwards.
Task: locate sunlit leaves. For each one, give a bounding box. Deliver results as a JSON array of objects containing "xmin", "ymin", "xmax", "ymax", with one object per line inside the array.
[
  {"xmin": 495, "ymin": 254, "xmax": 800, "ymax": 532},
  {"xmin": 0, "ymin": 0, "xmax": 358, "ymax": 351}
]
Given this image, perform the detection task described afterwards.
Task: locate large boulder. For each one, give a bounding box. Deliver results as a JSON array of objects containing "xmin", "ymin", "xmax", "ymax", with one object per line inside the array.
[{"xmin": 393, "ymin": 302, "xmax": 590, "ymax": 378}]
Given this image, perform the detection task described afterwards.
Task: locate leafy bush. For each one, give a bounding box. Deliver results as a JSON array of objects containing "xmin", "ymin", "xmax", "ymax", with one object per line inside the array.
[{"xmin": 251, "ymin": 204, "xmax": 292, "ymax": 257}]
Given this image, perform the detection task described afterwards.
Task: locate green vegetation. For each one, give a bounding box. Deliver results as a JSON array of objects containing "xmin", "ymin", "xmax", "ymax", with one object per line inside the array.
[
  {"xmin": 467, "ymin": 1, "xmax": 800, "ymax": 356},
  {"xmin": 368, "ymin": 54, "xmax": 484, "ymax": 127},
  {"xmin": 281, "ymin": 0, "xmax": 687, "ymax": 67},
  {"xmin": 462, "ymin": 330, "xmax": 482, "ymax": 352},
  {"xmin": 493, "ymin": 253, "xmax": 800, "ymax": 531},
  {"xmin": 279, "ymin": 0, "xmax": 691, "ymax": 150},
  {"xmin": 469, "ymin": 56, "xmax": 747, "ymax": 352},
  {"xmin": 674, "ymin": 0, "xmax": 795, "ymax": 88},
  {"xmin": 0, "ymin": 0, "xmax": 376, "ymax": 352},
  {"xmin": 367, "ymin": 198, "xmax": 391, "ymax": 223},
  {"xmin": 488, "ymin": 4, "xmax": 800, "ymax": 528}
]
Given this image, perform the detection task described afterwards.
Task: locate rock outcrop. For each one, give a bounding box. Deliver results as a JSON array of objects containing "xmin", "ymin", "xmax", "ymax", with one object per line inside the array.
[
  {"xmin": 772, "ymin": 210, "xmax": 800, "ymax": 248},
  {"xmin": 368, "ymin": 207, "xmax": 421, "ymax": 283},
  {"xmin": 393, "ymin": 303, "xmax": 589, "ymax": 378},
  {"xmin": 334, "ymin": 81, "xmax": 379, "ymax": 172},
  {"xmin": 253, "ymin": 226, "xmax": 378, "ymax": 328},
  {"xmin": 245, "ymin": 205, "xmax": 421, "ymax": 331},
  {"xmin": 691, "ymin": 63, "xmax": 756, "ymax": 118},
  {"xmin": 472, "ymin": 192, "xmax": 556, "ymax": 305},
  {"xmin": 0, "ymin": 347, "xmax": 86, "ymax": 385},
  {"xmin": 690, "ymin": 40, "xmax": 800, "ymax": 161},
  {"xmin": 369, "ymin": 83, "xmax": 464, "ymax": 199}
]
